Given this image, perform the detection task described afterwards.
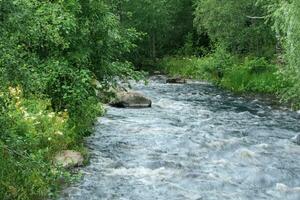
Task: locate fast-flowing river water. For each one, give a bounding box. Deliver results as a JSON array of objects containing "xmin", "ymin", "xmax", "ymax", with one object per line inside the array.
[{"xmin": 60, "ymin": 76, "xmax": 300, "ymax": 200}]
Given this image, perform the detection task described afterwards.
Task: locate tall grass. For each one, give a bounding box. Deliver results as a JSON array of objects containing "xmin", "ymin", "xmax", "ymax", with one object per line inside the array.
[{"xmin": 160, "ymin": 51, "xmax": 284, "ymax": 95}]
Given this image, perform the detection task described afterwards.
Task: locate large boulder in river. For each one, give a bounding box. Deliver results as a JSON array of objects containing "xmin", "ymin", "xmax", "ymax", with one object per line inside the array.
[
  {"xmin": 54, "ymin": 150, "xmax": 84, "ymax": 168},
  {"xmin": 292, "ymin": 134, "xmax": 300, "ymax": 145},
  {"xmin": 166, "ymin": 77, "xmax": 187, "ymax": 84},
  {"xmin": 111, "ymin": 91, "xmax": 152, "ymax": 108}
]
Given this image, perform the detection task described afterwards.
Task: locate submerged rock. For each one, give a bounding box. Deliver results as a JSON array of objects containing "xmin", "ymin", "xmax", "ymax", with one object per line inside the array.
[
  {"xmin": 54, "ymin": 150, "xmax": 84, "ymax": 168},
  {"xmin": 166, "ymin": 77, "xmax": 187, "ymax": 84},
  {"xmin": 291, "ymin": 134, "xmax": 300, "ymax": 145},
  {"xmin": 111, "ymin": 91, "xmax": 152, "ymax": 108}
]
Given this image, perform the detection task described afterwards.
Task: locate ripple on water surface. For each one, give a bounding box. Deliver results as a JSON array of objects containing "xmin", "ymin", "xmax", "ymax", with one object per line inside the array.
[{"xmin": 60, "ymin": 77, "xmax": 300, "ymax": 200}]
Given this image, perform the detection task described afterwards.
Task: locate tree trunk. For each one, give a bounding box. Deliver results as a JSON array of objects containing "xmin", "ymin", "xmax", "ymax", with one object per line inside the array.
[{"xmin": 152, "ymin": 33, "xmax": 156, "ymax": 59}]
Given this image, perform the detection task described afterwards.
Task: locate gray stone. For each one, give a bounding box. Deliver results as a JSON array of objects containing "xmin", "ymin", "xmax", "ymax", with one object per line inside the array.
[
  {"xmin": 111, "ymin": 91, "xmax": 152, "ymax": 108},
  {"xmin": 54, "ymin": 150, "xmax": 84, "ymax": 168}
]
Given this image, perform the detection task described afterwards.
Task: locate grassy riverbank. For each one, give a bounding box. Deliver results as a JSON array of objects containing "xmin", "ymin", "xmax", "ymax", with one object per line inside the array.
[{"xmin": 160, "ymin": 49, "xmax": 295, "ymax": 107}]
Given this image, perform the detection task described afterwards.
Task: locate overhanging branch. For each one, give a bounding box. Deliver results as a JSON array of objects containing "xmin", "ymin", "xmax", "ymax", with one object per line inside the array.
[{"xmin": 246, "ymin": 15, "xmax": 266, "ymax": 19}]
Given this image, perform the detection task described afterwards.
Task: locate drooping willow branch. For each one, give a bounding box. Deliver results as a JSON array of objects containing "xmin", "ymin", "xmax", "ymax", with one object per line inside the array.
[{"xmin": 246, "ymin": 15, "xmax": 266, "ymax": 19}]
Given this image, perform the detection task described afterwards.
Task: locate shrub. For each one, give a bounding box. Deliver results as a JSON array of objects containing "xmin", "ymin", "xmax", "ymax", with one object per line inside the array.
[
  {"xmin": 0, "ymin": 1, "xmax": 142, "ymax": 199},
  {"xmin": 201, "ymin": 45, "xmax": 237, "ymax": 81},
  {"xmin": 243, "ymin": 57, "xmax": 275, "ymax": 74},
  {"xmin": 0, "ymin": 86, "xmax": 103, "ymax": 200},
  {"xmin": 43, "ymin": 60, "xmax": 94, "ymax": 112},
  {"xmin": 161, "ymin": 45, "xmax": 236, "ymax": 81}
]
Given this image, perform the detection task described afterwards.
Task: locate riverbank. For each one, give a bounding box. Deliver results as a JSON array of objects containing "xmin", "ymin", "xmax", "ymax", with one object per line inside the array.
[
  {"xmin": 0, "ymin": 87, "xmax": 104, "ymax": 200},
  {"xmin": 159, "ymin": 54, "xmax": 295, "ymax": 109}
]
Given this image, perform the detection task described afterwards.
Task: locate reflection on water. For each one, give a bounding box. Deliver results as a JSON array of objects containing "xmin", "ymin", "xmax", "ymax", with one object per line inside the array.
[{"xmin": 60, "ymin": 77, "xmax": 300, "ymax": 200}]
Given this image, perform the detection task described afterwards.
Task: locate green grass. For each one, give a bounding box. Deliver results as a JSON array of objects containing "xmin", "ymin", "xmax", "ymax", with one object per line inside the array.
[
  {"xmin": 160, "ymin": 56, "xmax": 215, "ymax": 80},
  {"xmin": 160, "ymin": 55, "xmax": 283, "ymax": 95}
]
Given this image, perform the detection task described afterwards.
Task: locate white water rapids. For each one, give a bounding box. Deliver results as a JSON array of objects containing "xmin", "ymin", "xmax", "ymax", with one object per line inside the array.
[{"xmin": 60, "ymin": 76, "xmax": 300, "ymax": 200}]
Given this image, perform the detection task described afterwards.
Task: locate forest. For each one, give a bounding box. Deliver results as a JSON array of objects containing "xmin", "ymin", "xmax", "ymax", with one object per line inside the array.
[{"xmin": 1, "ymin": 0, "xmax": 300, "ymax": 199}]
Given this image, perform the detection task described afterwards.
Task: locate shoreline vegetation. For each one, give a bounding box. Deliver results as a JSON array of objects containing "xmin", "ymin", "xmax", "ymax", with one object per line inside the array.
[
  {"xmin": 0, "ymin": 1, "xmax": 141, "ymax": 199},
  {"xmin": 0, "ymin": 85, "xmax": 105, "ymax": 200},
  {"xmin": 1, "ymin": 0, "xmax": 300, "ymax": 199},
  {"xmin": 159, "ymin": 52, "xmax": 288, "ymax": 108}
]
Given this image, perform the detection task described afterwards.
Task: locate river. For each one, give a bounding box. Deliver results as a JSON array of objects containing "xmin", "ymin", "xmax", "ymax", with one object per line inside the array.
[{"xmin": 60, "ymin": 76, "xmax": 300, "ymax": 200}]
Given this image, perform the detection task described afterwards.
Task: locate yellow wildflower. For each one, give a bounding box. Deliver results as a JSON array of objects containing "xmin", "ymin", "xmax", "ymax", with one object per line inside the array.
[
  {"xmin": 8, "ymin": 86, "xmax": 21, "ymax": 97},
  {"xmin": 55, "ymin": 131, "xmax": 64, "ymax": 136},
  {"xmin": 47, "ymin": 112, "xmax": 55, "ymax": 118}
]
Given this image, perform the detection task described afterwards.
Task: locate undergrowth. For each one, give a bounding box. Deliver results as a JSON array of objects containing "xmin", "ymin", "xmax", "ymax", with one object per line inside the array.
[
  {"xmin": 0, "ymin": 86, "xmax": 104, "ymax": 200},
  {"xmin": 160, "ymin": 47, "xmax": 288, "ymax": 105}
]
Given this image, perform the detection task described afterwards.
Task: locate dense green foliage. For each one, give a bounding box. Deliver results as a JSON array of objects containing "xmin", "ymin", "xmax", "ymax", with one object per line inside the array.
[
  {"xmin": 161, "ymin": 54, "xmax": 282, "ymax": 94},
  {"xmin": 194, "ymin": 0, "xmax": 276, "ymax": 57},
  {"xmin": 266, "ymin": 0, "xmax": 300, "ymax": 107},
  {"xmin": 161, "ymin": 0, "xmax": 300, "ymax": 108},
  {"xmin": 0, "ymin": 87, "xmax": 98, "ymax": 199},
  {"xmin": 0, "ymin": 0, "xmax": 141, "ymax": 199},
  {"xmin": 1, "ymin": 0, "xmax": 300, "ymax": 199},
  {"xmin": 118, "ymin": 0, "xmax": 195, "ymax": 64}
]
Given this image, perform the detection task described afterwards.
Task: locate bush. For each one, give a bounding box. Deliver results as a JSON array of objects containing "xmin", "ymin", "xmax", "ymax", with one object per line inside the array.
[
  {"xmin": 160, "ymin": 56, "xmax": 204, "ymax": 78},
  {"xmin": 243, "ymin": 57, "xmax": 275, "ymax": 74},
  {"xmin": 43, "ymin": 61, "xmax": 95, "ymax": 112},
  {"xmin": 161, "ymin": 45, "xmax": 236, "ymax": 81},
  {"xmin": 201, "ymin": 45, "xmax": 237, "ymax": 81},
  {"xmin": 220, "ymin": 57, "xmax": 282, "ymax": 93},
  {"xmin": 221, "ymin": 66, "xmax": 280, "ymax": 93},
  {"xmin": 0, "ymin": 86, "xmax": 103, "ymax": 200},
  {"xmin": 0, "ymin": 1, "xmax": 141, "ymax": 199},
  {"xmin": 68, "ymin": 97, "xmax": 103, "ymax": 139},
  {"xmin": 279, "ymin": 75, "xmax": 300, "ymax": 109}
]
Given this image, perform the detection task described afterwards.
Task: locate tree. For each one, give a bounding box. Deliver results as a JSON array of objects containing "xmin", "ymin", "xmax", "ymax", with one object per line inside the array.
[
  {"xmin": 120, "ymin": 0, "xmax": 195, "ymax": 64},
  {"xmin": 0, "ymin": 1, "xmax": 142, "ymax": 198},
  {"xmin": 194, "ymin": 0, "xmax": 276, "ymax": 57},
  {"xmin": 0, "ymin": 0, "xmax": 141, "ymax": 110},
  {"xmin": 264, "ymin": 0, "xmax": 300, "ymax": 106}
]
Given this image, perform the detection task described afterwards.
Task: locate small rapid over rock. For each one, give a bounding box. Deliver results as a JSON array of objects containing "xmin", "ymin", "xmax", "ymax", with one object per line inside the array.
[{"xmin": 60, "ymin": 77, "xmax": 300, "ymax": 200}]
